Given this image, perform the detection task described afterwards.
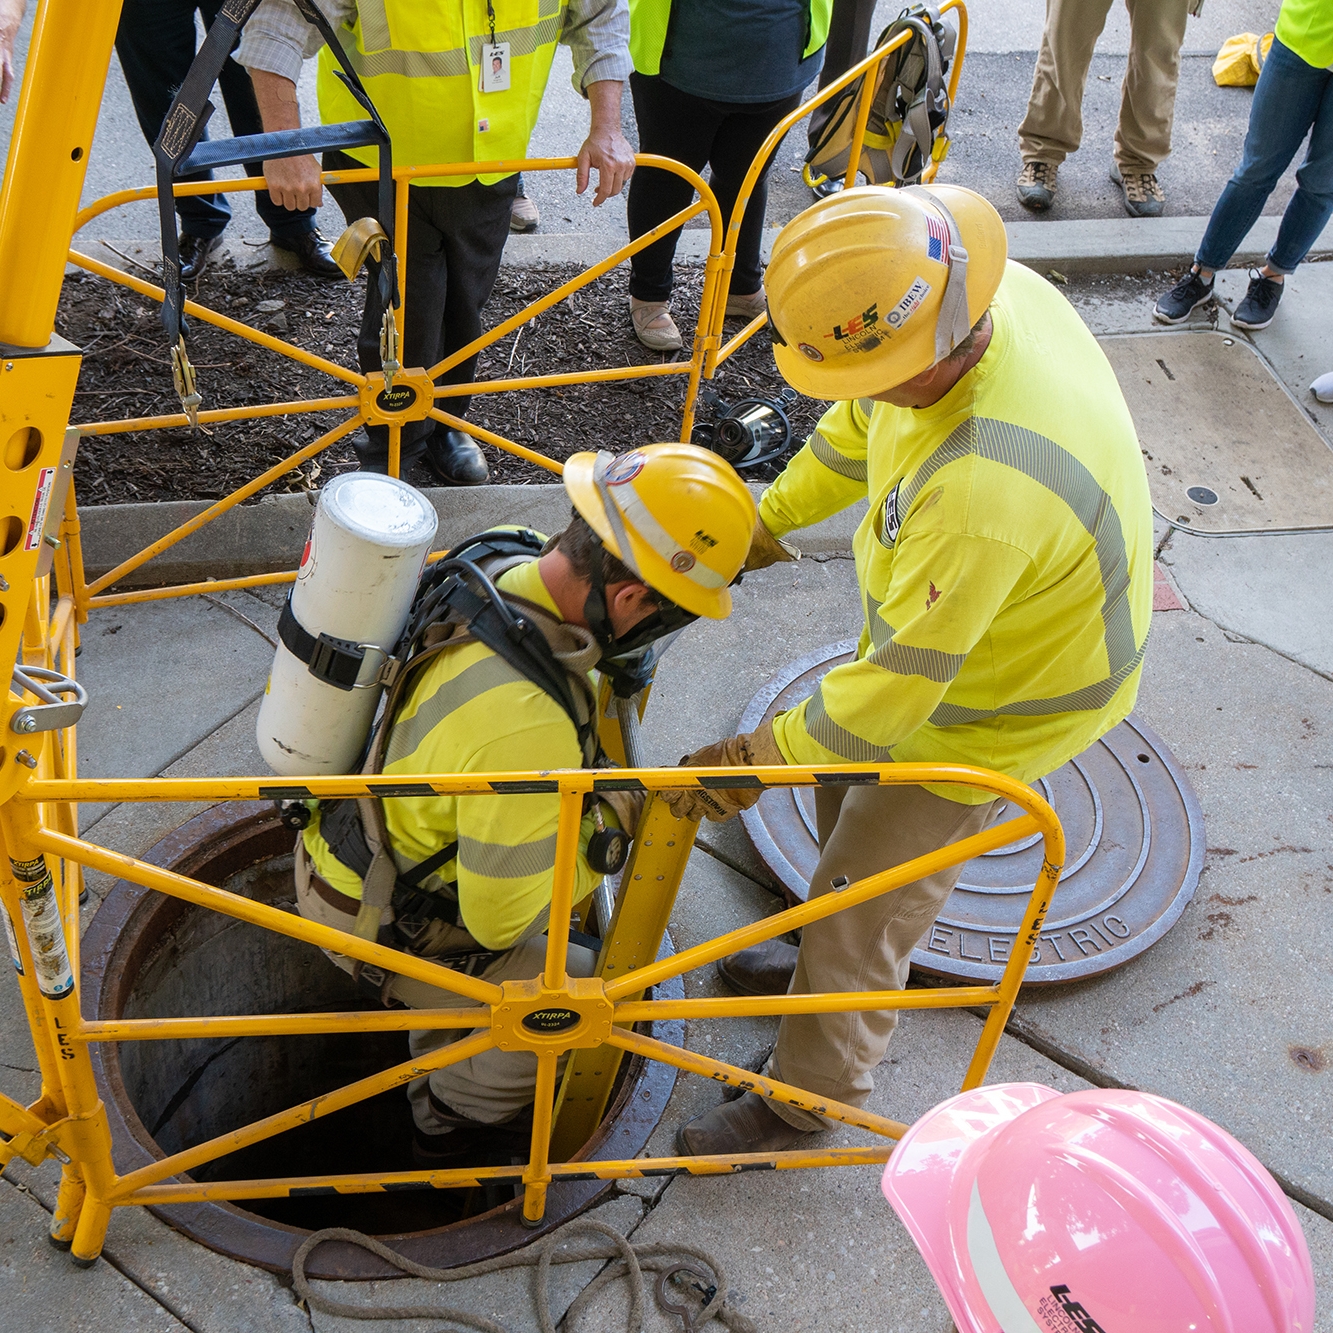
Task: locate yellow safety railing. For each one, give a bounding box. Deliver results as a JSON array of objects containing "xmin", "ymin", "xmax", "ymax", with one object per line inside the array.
[{"xmin": 0, "ymin": 760, "xmax": 1062, "ymax": 1261}]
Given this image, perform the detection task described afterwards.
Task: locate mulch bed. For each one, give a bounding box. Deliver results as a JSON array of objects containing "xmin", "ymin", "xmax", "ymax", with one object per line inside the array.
[{"xmin": 59, "ymin": 257, "xmax": 825, "ymax": 506}]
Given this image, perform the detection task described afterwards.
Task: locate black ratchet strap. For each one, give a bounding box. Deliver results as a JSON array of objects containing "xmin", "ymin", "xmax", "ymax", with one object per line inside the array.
[
  {"xmin": 278, "ymin": 596, "xmax": 369, "ymax": 691},
  {"xmin": 153, "ymin": 0, "xmax": 396, "ymax": 346}
]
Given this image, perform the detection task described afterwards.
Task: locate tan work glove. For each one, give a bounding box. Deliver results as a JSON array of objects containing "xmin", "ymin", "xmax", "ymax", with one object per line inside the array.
[
  {"xmin": 743, "ymin": 516, "xmax": 801, "ymax": 572},
  {"xmin": 663, "ymin": 718, "xmax": 785, "ymax": 824},
  {"xmin": 598, "ymin": 788, "xmax": 645, "ymax": 836}
]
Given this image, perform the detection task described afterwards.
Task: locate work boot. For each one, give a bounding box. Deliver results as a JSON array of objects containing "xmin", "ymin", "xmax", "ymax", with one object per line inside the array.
[
  {"xmin": 677, "ymin": 1092, "xmax": 816, "ymax": 1156},
  {"xmin": 1230, "ymin": 269, "xmax": 1284, "ymax": 331},
  {"xmin": 178, "ymin": 232, "xmax": 222, "ymax": 282},
  {"xmin": 510, "ymin": 177, "xmax": 540, "ymax": 233},
  {"xmin": 1153, "ymin": 266, "xmax": 1214, "ymax": 324},
  {"xmin": 424, "ymin": 428, "xmax": 490, "ymax": 485},
  {"xmin": 1111, "ymin": 164, "xmax": 1165, "ymax": 218},
  {"xmin": 630, "ymin": 297, "xmax": 684, "ymax": 352},
  {"xmin": 271, "ymin": 228, "xmax": 341, "ymax": 277},
  {"xmin": 725, "ymin": 288, "xmax": 767, "ymax": 322},
  {"xmin": 1016, "ymin": 161, "xmax": 1057, "ymax": 212},
  {"xmin": 715, "ymin": 939, "xmax": 798, "ymax": 996}
]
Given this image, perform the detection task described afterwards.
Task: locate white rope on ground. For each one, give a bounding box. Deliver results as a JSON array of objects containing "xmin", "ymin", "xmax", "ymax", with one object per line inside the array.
[{"xmin": 291, "ymin": 1218, "xmax": 761, "ymax": 1333}]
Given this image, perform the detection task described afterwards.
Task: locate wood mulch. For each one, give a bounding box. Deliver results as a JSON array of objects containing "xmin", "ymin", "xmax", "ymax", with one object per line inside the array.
[{"xmin": 59, "ymin": 256, "xmax": 825, "ymax": 506}]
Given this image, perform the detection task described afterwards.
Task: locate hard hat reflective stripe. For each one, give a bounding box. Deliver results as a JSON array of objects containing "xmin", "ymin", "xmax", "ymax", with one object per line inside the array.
[
  {"xmin": 907, "ymin": 186, "xmax": 974, "ymax": 363},
  {"xmin": 966, "ymin": 1181, "xmax": 1043, "ymax": 1333},
  {"xmin": 592, "ymin": 452, "xmax": 729, "ymax": 591}
]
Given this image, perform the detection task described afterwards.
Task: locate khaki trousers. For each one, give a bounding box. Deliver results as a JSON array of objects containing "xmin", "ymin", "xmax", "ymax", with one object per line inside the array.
[
  {"xmin": 294, "ymin": 842, "xmax": 595, "ymax": 1130},
  {"xmin": 767, "ymin": 783, "xmax": 994, "ymax": 1132},
  {"xmin": 1018, "ymin": 0, "xmax": 1190, "ymax": 172}
]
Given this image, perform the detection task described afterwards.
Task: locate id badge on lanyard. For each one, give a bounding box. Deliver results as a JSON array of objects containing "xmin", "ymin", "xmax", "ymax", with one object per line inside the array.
[{"xmin": 480, "ymin": 0, "xmax": 511, "ymax": 91}]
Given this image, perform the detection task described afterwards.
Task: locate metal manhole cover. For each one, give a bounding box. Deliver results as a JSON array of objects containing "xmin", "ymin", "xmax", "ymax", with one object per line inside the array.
[{"xmin": 738, "ymin": 642, "xmax": 1204, "ymax": 984}]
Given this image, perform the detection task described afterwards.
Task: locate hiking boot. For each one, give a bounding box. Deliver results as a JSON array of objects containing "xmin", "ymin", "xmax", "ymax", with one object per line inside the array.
[
  {"xmin": 1153, "ymin": 266, "xmax": 1214, "ymax": 325},
  {"xmin": 676, "ymin": 1091, "xmax": 816, "ymax": 1156},
  {"xmin": 725, "ymin": 288, "xmax": 767, "ymax": 322},
  {"xmin": 1230, "ymin": 270, "xmax": 1284, "ymax": 331},
  {"xmin": 715, "ymin": 939, "xmax": 798, "ymax": 996},
  {"xmin": 630, "ymin": 297, "xmax": 684, "ymax": 352},
  {"xmin": 1111, "ymin": 164, "xmax": 1165, "ymax": 218},
  {"xmin": 1016, "ymin": 161, "xmax": 1058, "ymax": 211}
]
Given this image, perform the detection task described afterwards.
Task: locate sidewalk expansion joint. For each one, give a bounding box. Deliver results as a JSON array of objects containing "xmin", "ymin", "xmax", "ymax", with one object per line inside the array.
[{"xmin": 961, "ymin": 1006, "xmax": 1333, "ymax": 1225}]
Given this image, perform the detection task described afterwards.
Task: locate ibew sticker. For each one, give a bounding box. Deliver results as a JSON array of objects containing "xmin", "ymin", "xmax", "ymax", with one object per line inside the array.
[{"xmin": 885, "ymin": 278, "xmax": 932, "ymax": 331}]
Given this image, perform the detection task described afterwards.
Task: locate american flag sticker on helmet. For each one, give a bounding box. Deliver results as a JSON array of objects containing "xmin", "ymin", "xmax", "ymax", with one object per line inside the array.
[{"xmin": 925, "ymin": 215, "xmax": 950, "ymax": 264}]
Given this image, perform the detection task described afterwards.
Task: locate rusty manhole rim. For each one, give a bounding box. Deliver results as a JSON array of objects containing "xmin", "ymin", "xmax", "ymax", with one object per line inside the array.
[
  {"xmin": 738, "ymin": 639, "xmax": 1206, "ymax": 985},
  {"xmin": 81, "ymin": 801, "xmax": 684, "ymax": 1278}
]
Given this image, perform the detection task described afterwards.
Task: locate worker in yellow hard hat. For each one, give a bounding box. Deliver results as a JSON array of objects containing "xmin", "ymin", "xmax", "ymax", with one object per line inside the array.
[
  {"xmin": 665, "ymin": 184, "xmax": 1154, "ymax": 1156},
  {"xmin": 295, "ymin": 443, "xmax": 754, "ymax": 1163}
]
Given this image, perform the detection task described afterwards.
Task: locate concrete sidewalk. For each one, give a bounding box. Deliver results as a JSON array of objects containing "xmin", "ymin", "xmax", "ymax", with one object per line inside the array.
[{"xmin": 4, "ymin": 270, "xmax": 1333, "ymax": 1332}]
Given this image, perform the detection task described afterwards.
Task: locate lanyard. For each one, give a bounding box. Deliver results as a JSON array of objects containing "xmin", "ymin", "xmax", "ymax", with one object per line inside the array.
[{"xmin": 486, "ymin": 0, "xmax": 497, "ymax": 46}]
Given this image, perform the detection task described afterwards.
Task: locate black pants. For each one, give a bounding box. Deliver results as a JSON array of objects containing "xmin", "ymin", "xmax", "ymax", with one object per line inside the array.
[
  {"xmin": 326, "ymin": 152, "xmax": 517, "ymax": 466},
  {"xmin": 809, "ymin": 0, "xmax": 877, "ymax": 141},
  {"xmin": 115, "ymin": 0, "xmax": 316, "ymax": 241},
  {"xmin": 627, "ymin": 73, "xmax": 801, "ymax": 303}
]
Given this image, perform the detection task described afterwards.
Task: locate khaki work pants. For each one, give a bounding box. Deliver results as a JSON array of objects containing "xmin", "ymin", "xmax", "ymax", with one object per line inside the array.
[
  {"xmin": 767, "ymin": 782, "xmax": 994, "ymax": 1132},
  {"xmin": 294, "ymin": 842, "xmax": 595, "ymax": 1130},
  {"xmin": 1018, "ymin": 0, "xmax": 1191, "ymax": 173}
]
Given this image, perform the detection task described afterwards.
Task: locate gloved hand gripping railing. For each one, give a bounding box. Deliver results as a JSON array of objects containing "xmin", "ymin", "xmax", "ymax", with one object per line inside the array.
[{"xmin": 151, "ymin": 0, "xmax": 398, "ymax": 426}]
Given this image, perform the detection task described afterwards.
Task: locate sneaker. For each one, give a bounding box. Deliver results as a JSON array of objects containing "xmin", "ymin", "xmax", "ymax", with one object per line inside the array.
[
  {"xmin": 725, "ymin": 288, "xmax": 767, "ymax": 322},
  {"xmin": 1230, "ymin": 269, "xmax": 1284, "ymax": 331},
  {"xmin": 1016, "ymin": 161, "xmax": 1058, "ymax": 211},
  {"xmin": 1153, "ymin": 266, "xmax": 1214, "ymax": 325},
  {"xmin": 1111, "ymin": 164, "xmax": 1165, "ymax": 218},
  {"xmin": 1311, "ymin": 371, "xmax": 1333, "ymax": 404},
  {"xmin": 629, "ymin": 297, "xmax": 683, "ymax": 352},
  {"xmin": 510, "ymin": 190, "xmax": 539, "ymax": 233}
]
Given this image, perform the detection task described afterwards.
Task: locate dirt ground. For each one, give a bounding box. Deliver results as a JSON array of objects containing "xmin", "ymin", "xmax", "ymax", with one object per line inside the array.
[{"xmin": 59, "ymin": 257, "xmax": 825, "ymax": 506}]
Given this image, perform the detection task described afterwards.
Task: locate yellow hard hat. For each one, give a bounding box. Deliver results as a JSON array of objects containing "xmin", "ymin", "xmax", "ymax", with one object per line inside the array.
[
  {"xmin": 765, "ymin": 184, "xmax": 1008, "ymax": 400},
  {"xmin": 563, "ymin": 443, "xmax": 756, "ymax": 619}
]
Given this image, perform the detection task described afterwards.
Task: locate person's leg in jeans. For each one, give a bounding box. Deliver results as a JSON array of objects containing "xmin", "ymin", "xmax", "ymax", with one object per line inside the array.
[
  {"xmin": 627, "ymin": 73, "xmax": 724, "ymax": 302},
  {"xmin": 198, "ymin": 0, "xmax": 316, "ymax": 244},
  {"xmin": 114, "ymin": 0, "xmax": 230, "ymax": 240},
  {"xmin": 1114, "ymin": 0, "xmax": 1189, "ymax": 174},
  {"xmin": 703, "ymin": 92, "xmax": 801, "ymax": 301},
  {"xmin": 1264, "ymin": 64, "xmax": 1333, "ymax": 275},
  {"xmin": 1195, "ymin": 40, "xmax": 1331, "ymax": 277}
]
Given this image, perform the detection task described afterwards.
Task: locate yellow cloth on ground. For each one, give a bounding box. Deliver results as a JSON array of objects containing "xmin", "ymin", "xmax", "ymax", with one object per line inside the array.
[
  {"xmin": 304, "ymin": 558, "xmax": 600, "ymax": 949},
  {"xmin": 1212, "ymin": 32, "xmax": 1274, "ymax": 87},
  {"xmin": 759, "ymin": 261, "xmax": 1154, "ymax": 804}
]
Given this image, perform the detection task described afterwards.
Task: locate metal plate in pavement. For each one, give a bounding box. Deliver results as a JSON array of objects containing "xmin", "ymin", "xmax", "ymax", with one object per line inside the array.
[{"xmin": 738, "ymin": 642, "xmax": 1205, "ymax": 985}]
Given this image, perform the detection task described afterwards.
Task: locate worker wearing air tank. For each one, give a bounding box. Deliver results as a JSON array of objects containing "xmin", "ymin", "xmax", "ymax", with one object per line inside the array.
[
  {"xmin": 665, "ymin": 184, "xmax": 1156, "ymax": 1156},
  {"xmin": 254, "ymin": 445, "xmax": 755, "ymax": 1162}
]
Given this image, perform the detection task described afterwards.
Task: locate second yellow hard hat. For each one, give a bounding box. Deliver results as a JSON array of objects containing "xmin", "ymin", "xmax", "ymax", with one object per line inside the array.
[{"xmin": 765, "ymin": 184, "xmax": 1008, "ymax": 400}]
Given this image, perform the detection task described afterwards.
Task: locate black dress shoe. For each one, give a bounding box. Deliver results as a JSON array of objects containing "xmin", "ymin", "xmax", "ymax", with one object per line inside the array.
[
  {"xmin": 424, "ymin": 428, "xmax": 489, "ymax": 486},
  {"xmin": 178, "ymin": 233, "xmax": 222, "ymax": 282},
  {"xmin": 271, "ymin": 228, "xmax": 341, "ymax": 278}
]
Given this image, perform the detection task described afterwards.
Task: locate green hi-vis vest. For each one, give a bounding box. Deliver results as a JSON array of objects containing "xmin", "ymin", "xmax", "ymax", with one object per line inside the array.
[
  {"xmin": 317, "ymin": 0, "xmax": 567, "ymax": 187},
  {"xmin": 628, "ymin": 0, "xmax": 833, "ymax": 75}
]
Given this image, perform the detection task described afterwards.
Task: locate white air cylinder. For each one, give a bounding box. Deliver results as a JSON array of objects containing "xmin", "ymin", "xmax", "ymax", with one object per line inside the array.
[{"xmin": 256, "ymin": 473, "xmax": 438, "ymax": 775}]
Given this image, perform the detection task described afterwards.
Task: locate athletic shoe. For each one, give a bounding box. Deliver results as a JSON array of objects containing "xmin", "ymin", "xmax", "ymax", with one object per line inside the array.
[
  {"xmin": 629, "ymin": 297, "xmax": 683, "ymax": 352},
  {"xmin": 1153, "ymin": 267, "xmax": 1214, "ymax": 324},
  {"xmin": 1230, "ymin": 270, "xmax": 1284, "ymax": 330},
  {"xmin": 725, "ymin": 288, "xmax": 767, "ymax": 322},
  {"xmin": 510, "ymin": 191, "xmax": 539, "ymax": 233},
  {"xmin": 1016, "ymin": 161, "xmax": 1058, "ymax": 211},
  {"xmin": 1311, "ymin": 371, "xmax": 1333, "ymax": 404},
  {"xmin": 1111, "ymin": 164, "xmax": 1165, "ymax": 218}
]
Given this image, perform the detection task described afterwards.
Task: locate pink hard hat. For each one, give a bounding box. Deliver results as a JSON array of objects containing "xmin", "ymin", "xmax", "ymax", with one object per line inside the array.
[{"xmin": 881, "ymin": 1083, "xmax": 1314, "ymax": 1333}]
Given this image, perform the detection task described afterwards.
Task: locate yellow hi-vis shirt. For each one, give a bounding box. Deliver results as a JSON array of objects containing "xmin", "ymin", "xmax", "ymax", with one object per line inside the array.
[
  {"xmin": 304, "ymin": 558, "xmax": 601, "ymax": 949},
  {"xmin": 759, "ymin": 261, "xmax": 1154, "ymax": 804}
]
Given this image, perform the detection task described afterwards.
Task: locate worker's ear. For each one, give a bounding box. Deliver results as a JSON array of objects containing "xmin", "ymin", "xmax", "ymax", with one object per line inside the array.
[{"xmin": 605, "ymin": 581, "xmax": 660, "ymax": 635}]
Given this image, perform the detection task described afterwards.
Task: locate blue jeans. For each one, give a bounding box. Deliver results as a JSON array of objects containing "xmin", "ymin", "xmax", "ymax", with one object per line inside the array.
[
  {"xmin": 115, "ymin": 0, "xmax": 316, "ymax": 241},
  {"xmin": 1197, "ymin": 36, "xmax": 1333, "ymax": 275}
]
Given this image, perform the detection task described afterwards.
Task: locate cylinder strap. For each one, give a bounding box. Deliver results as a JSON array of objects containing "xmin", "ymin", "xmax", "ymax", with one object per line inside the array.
[{"xmin": 277, "ymin": 597, "xmax": 367, "ymax": 692}]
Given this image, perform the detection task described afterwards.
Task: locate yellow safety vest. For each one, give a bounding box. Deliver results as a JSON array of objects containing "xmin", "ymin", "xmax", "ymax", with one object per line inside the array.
[
  {"xmin": 304, "ymin": 560, "xmax": 603, "ymax": 948},
  {"xmin": 317, "ymin": 0, "xmax": 568, "ymax": 186},
  {"xmin": 759, "ymin": 262, "xmax": 1155, "ymax": 804}
]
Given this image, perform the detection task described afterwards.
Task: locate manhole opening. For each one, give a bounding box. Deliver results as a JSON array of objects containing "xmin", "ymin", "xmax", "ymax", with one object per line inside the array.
[{"xmin": 88, "ymin": 808, "xmax": 672, "ymax": 1268}]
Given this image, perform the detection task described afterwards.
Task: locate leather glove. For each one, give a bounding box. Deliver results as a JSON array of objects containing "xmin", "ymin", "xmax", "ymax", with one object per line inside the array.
[
  {"xmin": 743, "ymin": 516, "xmax": 801, "ymax": 572},
  {"xmin": 663, "ymin": 718, "xmax": 785, "ymax": 824},
  {"xmin": 598, "ymin": 788, "xmax": 645, "ymax": 836}
]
